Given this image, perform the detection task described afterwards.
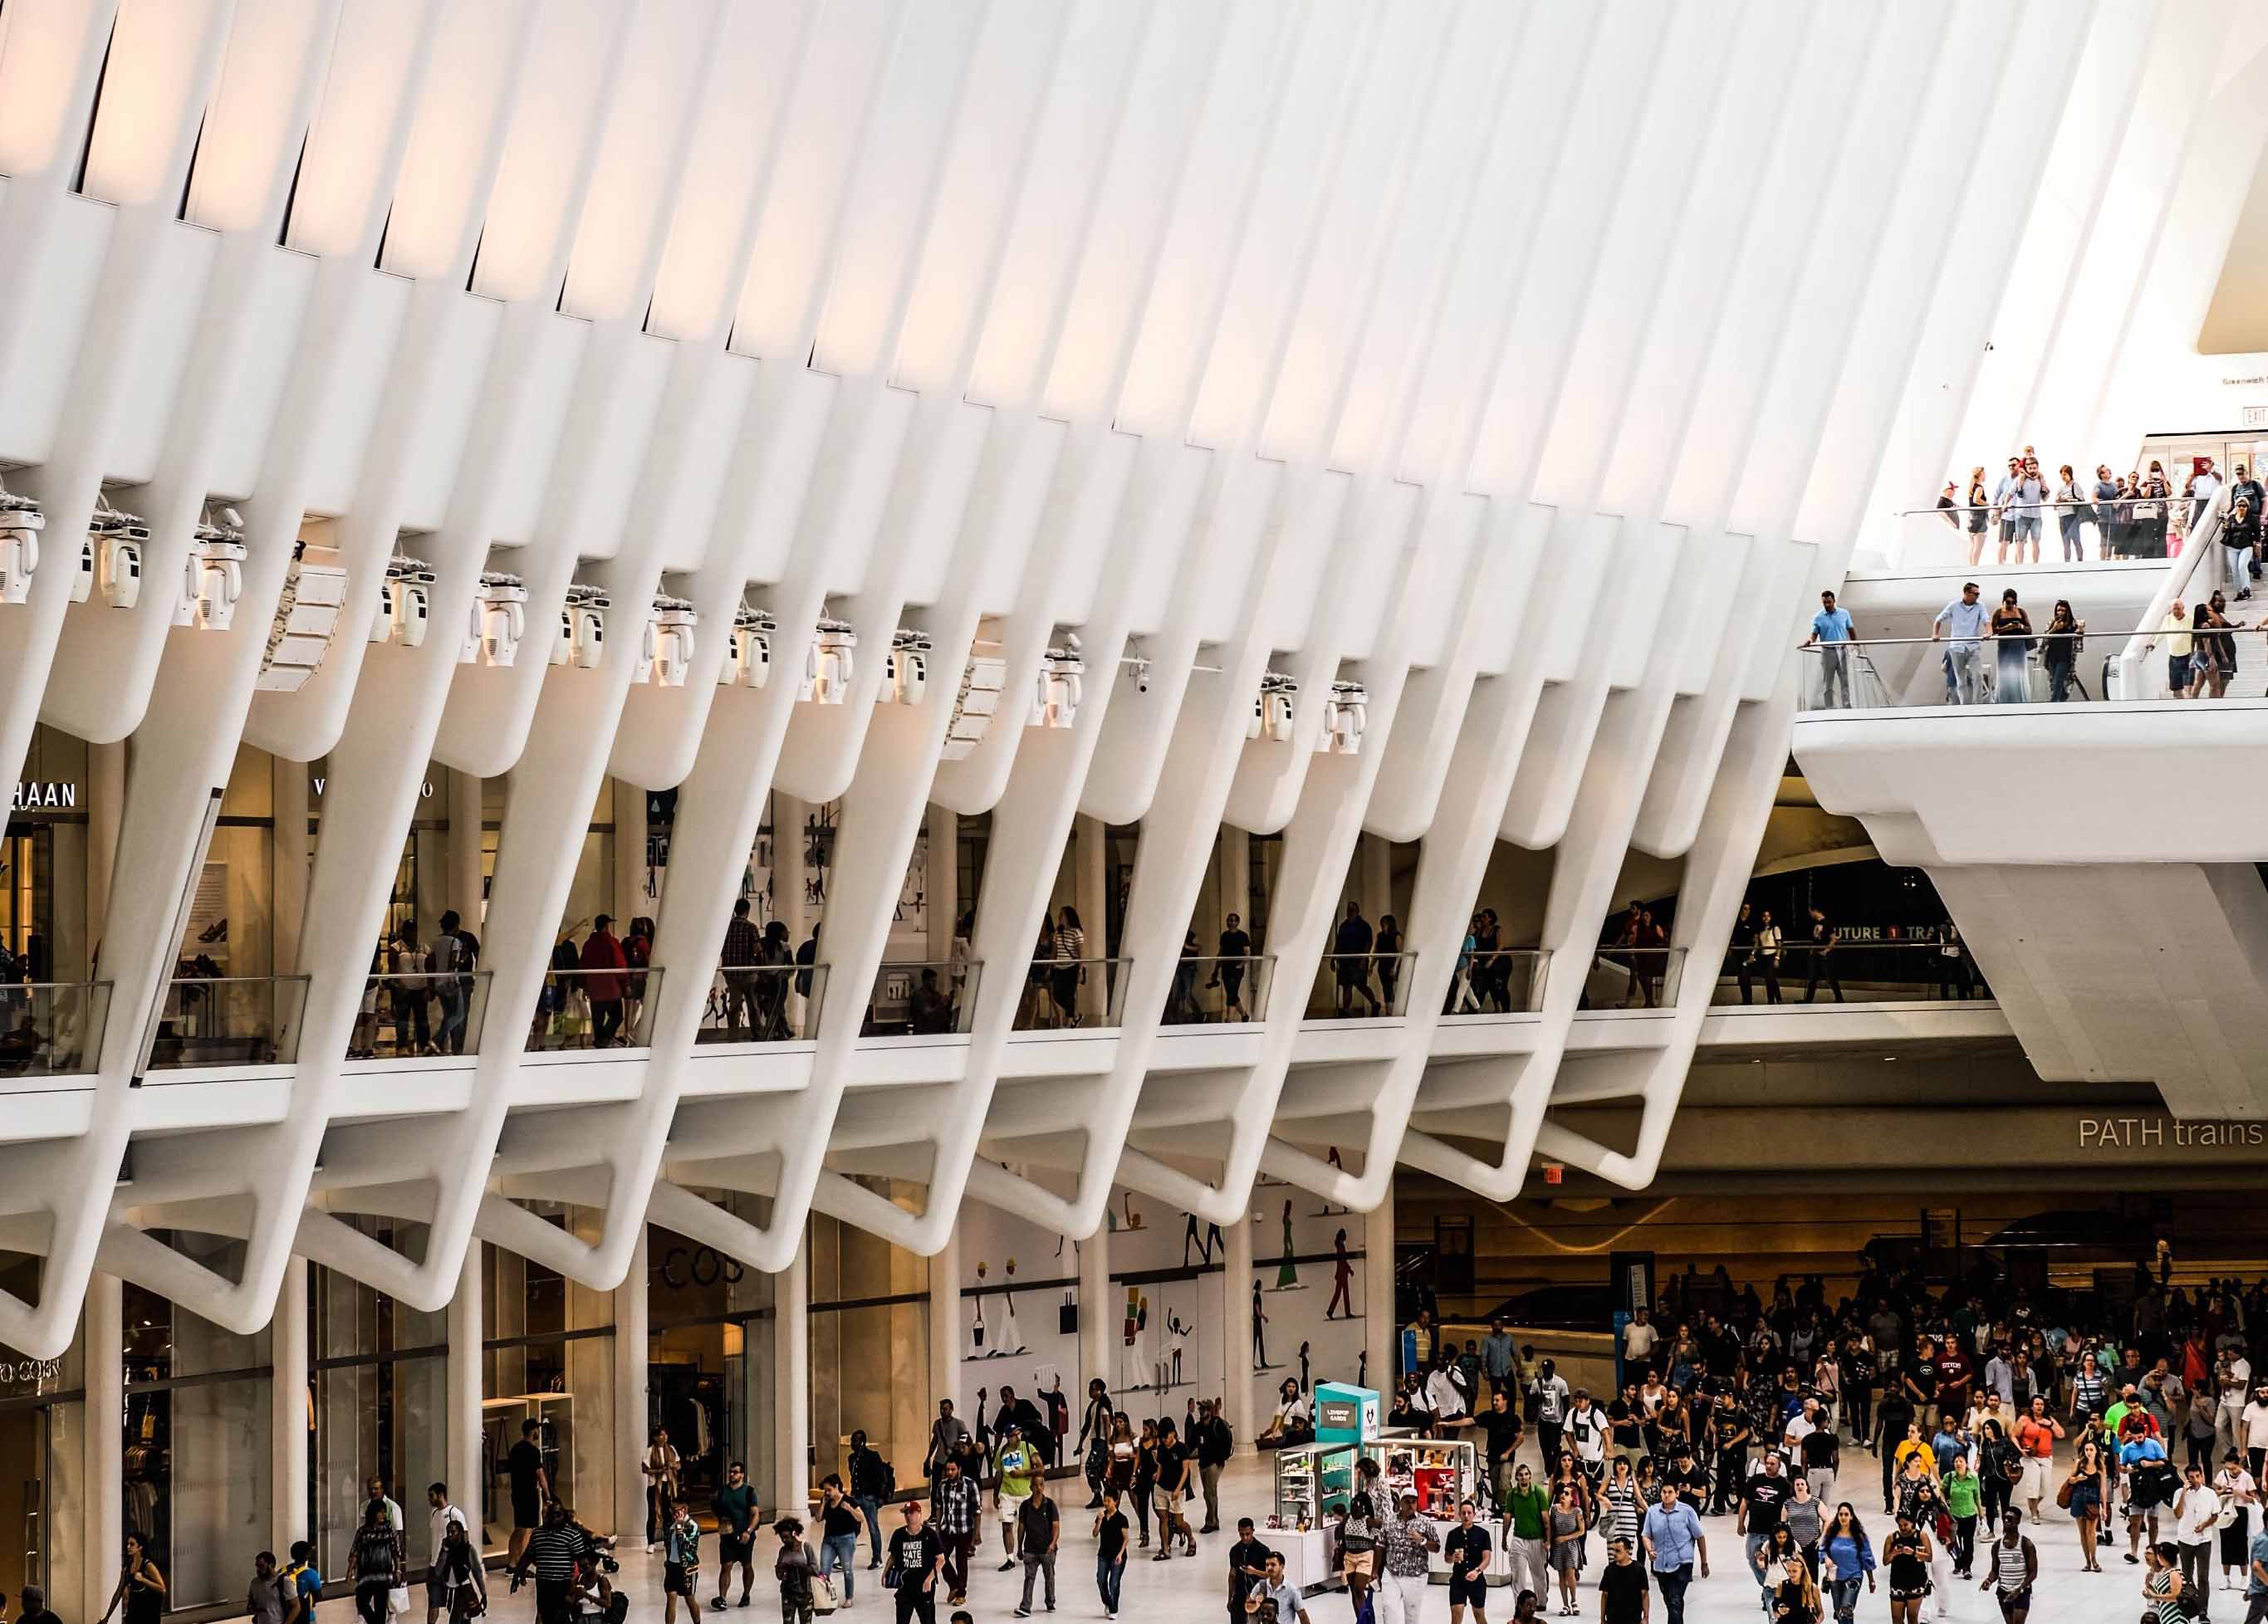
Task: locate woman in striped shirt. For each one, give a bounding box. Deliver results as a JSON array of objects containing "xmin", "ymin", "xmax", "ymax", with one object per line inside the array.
[{"xmin": 2143, "ymin": 1538, "xmax": 2192, "ymax": 1622}]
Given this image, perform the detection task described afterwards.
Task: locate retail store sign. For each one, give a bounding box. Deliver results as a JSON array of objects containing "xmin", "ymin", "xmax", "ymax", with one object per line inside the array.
[
  {"xmin": 2078, "ymin": 1115, "xmax": 2266, "ymax": 1150},
  {"xmin": 12, "ymin": 780, "xmax": 75, "ymax": 809},
  {"xmin": 310, "ymin": 776, "xmax": 434, "ymax": 799},
  {"xmin": 0, "ymin": 1356, "xmax": 64, "ymax": 1393}
]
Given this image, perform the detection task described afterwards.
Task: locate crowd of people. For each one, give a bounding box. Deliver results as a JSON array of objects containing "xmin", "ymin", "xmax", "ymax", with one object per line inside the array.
[
  {"xmin": 1374, "ymin": 1256, "xmax": 2268, "ymax": 1624},
  {"xmin": 1930, "ymin": 452, "xmax": 2243, "ymax": 570}
]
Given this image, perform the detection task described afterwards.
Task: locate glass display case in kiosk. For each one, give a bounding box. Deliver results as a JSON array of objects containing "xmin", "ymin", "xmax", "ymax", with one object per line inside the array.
[
  {"xmin": 1270, "ymin": 1441, "xmax": 1359, "ymax": 1591},
  {"xmin": 1368, "ymin": 1436, "xmax": 1477, "ymax": 1520}
]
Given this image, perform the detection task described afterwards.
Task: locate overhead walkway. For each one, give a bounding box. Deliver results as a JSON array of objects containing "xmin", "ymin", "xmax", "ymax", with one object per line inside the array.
[{"xmin": 1797, "ymin": 489, "xmax": 2268, "ymax": 1116}]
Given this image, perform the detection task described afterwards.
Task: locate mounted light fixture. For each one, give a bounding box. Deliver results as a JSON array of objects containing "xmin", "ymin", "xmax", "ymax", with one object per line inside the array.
[
  {"xmin": 175, "ymin": 507, "xmax": 247, "ymax": 630},
  {"xmin": 1031, "ymin": 638, "xmax": 1085, "ymax": 729},
  {"xmin": 256, "ymin": 541, "xmax": 350, "ymax": 692},
  {"xmin": 1321, "ymin": 679, "xmax": 1369, "ymax": 754},
  {"xmin": 802, "ymin": 617, "xmax": 857, "ymax": 703},
  {"xmin": 464, "ymin": 572, "xmax": 528, "ymax": 667},
  {"xmin": 639, "ymin": 594, "xmax": 698, "ymax": 687},
  {"xmin": 375, "ymin": 555, "xmax": 435, "ymax": 648},
  {"xmin": 555, "ymin": 584, "xmax": 610, "ymax": 669},
  {"xmin": 725, "ymin": 604, "xmax": 775, "ymax": 687},
  {"xmin": 0, "ymin": 489, "xmax": 45, "ymax": 605},
  {"xmin": 90, "ymin": 502, "xmax": 149, "ymax": 609},
  {"xmin": 1250, "ymin": 671, "xmax": 1299, "ymax": 743},
  {"xmin": 885, "ymin": 629, "xmax": 932, "ymax": 704}
]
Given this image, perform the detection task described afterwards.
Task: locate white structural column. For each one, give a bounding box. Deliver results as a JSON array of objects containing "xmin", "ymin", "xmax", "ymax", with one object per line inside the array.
[
  {"xmin": 83, "ymin": 1272, "xmax": 123, "ymax": 1624},
  {"xmin": 273, "ymin": 764, "xmax": 310, "ymax": 976},
  {"xmin": 1077, "ymin": 1229, "xmax": 1110, "ymax": 1413},
  {"xmin": 1223, "ymin": 1210, "xmax": 1255, "ymax": 1446},
  {"xmin": 928, "ymin": 1228, "xmax": 961, "ymax": 1436},
  {"xmin": 449, "ymin": 1242, "xmax": 483, "ymax": 1524},
  {"xmin": 774, "ymin": 1233, "xmax": 812, "ymax": 1514},
  {"xmin": 1364, "ymin": 1189, "xmax": 1394, "ymax": 1395},
  {"xmin": 449, "ymin": 774, "xmax": 486, "ymax": 928},
  {"xmin": 613, "ymin": 1225, "xmax": 650, "ymax": 1541},
  {"xmin": 272, "ymin": 1255, "xmax": 310, "ymax": 1553},
  {"xmin": 86, "ymin": 741, "xmax": 125, "ymax": 947}
]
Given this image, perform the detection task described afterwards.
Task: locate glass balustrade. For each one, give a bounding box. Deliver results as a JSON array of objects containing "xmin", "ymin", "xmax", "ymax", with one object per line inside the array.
[
  {"xmin": 0, "ymin": 981, "xmax": 112, "ymax": 1078},
  {"xmin": 696, "ymin": 961, "xmax": 829, "ymax": 1044},
  {"xmin": 1305, "ymin": 952, "xmax": 1418, "ymax": 1019},
  {"xmin": 1707, "ymin": 938, "xmax": 1991, "ymax": 1005},
  {"xmin": 1010, "ymin": 957, "xmax": 1129, "ymax": 1031},
  {"xmin": 348, "ymin": 971, "xmax": 492, "ymax": 1059},
  {"xmin": 1577, "ymin": 947, "xmax": 1685, "ymax": 1011},
  {"xmin": 1438, "ymin": 949, "xmax": 1550, "ymax": 1015},
  {"xmin": 861, "ymin": 960, "xmax": 980, "ymax": 1036},
  {"xmin": 144, "ymin": 975, "xmax": 311, "ymax": 1069},
  {"xmin": 525, "ymin": 966, "xmax": 664, "ymax": 1051},
  {"xmin": 1159, "ymin": 956, "xmax": 1273, "ymax": 1025},
  {"xmin": 1797, "ymin": 624, "xmax": 2268, "ymax": 710}
]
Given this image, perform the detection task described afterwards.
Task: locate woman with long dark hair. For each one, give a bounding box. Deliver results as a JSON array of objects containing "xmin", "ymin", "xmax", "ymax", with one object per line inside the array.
[
  {"xmin": 346, "ymin": 1496, "xmax": 404, "ymax": 1624},
  {"xmin": 1049, "ymin": 906, "xmax": 1085, "ymax": 1027},
  {"xmin": 1821, "ymin": 1502, "xmax": 1874, "ymax": 1624},
  {"xmin": 99, "ymin": 1530, "xmax": 167, "ymax": 1624},
  {"xmin": 2041, "ymin": 601, "xmax": 2083, "ymax": 702}
]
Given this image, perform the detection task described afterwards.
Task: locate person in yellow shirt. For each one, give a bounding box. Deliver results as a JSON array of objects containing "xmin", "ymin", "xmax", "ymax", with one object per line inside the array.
[{"xmin": 1892, "ymin": 1421, "xmax": 1937, "ymax": 1480}]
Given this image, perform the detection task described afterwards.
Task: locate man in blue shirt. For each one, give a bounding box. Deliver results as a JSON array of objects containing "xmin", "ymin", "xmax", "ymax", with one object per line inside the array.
[
  {"xmin": 1640, "ymin": 1480, "xmax": 1707, "ymax": 1624},
  {"xmin": 2242, "ymin": 1519, "xmax": 2268, "ymax": 1622},
  {"xmin": 1933, "ymin": 582, "xmax": 1991, "ymax": 704},
  {"xmin": 1803, "ymin": 589, "xmax": 1857, "ymax": 708}
]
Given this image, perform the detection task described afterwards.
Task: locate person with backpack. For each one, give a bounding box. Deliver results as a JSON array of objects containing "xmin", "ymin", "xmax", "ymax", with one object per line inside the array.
[
  {"xmin": 849, "ymin": 1427, "xmax": 896, "ymax": 1566},
  {"xmin": 431, "ymin": 912, "xmax": 466, "ymax": 1054},
  {"xmin": 347, "ymin": 1497, "xmax": 405, "ymax": 1624},
  {"xmin": 431, "ymin": 1518, "xmax": 487, "ymax": 1624}
]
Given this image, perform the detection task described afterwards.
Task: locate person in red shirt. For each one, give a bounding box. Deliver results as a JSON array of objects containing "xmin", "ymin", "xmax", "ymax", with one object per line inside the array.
[{"xmin": 578, "ymin": 916, "xmax": 629, "ymax": 1048}]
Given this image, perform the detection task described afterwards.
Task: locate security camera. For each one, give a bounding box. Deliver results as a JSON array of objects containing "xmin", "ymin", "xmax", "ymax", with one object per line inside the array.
[{"xmin": 1133, "ymin": 657, "xmax": 1151, "ymax": 695}]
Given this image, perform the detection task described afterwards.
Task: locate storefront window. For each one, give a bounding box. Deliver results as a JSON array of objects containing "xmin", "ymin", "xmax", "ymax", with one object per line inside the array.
[
  {"xmin": 483, "ymin": 1206, "xmax": 615, "ymax": 1553},
  {"xmin": 121, "ymin": 1240, "xmax": 272, "ymax": 1613},
  {"xmin": 648, "ymin": 1200, "xmax": 775, "ymax": 1519},
  {"xmin": 0, "ymin": 1254, "xmax": 87, "ymax": 1621},
  {"xmin": 806, "ymin": 1214, "xmax": 928, "ymax": 1496},
  {"xmin": 311, "ymin": 1222, "xmax": 449, "ymax": 1578}
]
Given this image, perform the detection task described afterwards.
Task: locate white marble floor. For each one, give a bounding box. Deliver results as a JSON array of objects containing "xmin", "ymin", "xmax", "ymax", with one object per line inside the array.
[{"xmin": 311, "ymin": 1452, "xmax": 2240, "ymax": 1624}]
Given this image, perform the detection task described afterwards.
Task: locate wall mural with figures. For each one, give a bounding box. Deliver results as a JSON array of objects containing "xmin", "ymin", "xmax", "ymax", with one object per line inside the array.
[{"xmin": 953, "ymin": 1176, "xmax": 1367, "ymax": 1458}]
